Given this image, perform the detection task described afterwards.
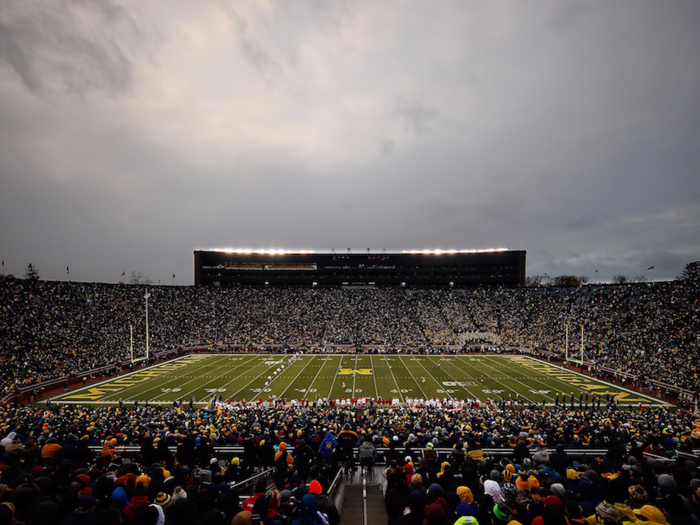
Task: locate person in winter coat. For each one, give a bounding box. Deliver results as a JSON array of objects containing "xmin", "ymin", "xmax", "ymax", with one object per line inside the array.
[{"xmin": 319, "ymin": 432, "xmax": 337, "ymax": 463}]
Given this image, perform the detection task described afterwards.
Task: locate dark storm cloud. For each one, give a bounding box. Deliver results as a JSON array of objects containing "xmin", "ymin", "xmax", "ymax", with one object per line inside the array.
[{"xmin": 0, "ymin": 0, "xmax": 140, "ymax": 97}]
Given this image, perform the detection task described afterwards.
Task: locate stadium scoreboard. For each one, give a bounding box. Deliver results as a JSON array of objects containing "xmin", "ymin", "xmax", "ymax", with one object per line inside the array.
[{"xmin": 194, "ymin": 249, "xmax": 526, "ymax": 288}]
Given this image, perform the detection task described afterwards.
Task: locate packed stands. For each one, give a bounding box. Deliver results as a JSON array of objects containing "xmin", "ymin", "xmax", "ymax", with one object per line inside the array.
[{"xmin": 1, "ymin": 274, "xmax": 699, "ymax": 523}]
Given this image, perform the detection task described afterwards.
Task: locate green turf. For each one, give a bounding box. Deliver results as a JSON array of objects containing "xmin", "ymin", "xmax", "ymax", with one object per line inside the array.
[{"xmin": 48, "ymin": 354, "xmax": 666, "ymax": 407}]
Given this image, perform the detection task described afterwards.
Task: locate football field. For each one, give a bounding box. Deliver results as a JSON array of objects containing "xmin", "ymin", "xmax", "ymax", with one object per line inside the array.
[{"xmin": 50, "ymin": 353, "xmax": 666, "ymax": 408}]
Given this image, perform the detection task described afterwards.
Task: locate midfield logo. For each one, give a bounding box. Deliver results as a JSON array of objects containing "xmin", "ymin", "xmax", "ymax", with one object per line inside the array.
[{"xmin": 338, "ymin": 368, "xmax": 373, "ymax": 376}]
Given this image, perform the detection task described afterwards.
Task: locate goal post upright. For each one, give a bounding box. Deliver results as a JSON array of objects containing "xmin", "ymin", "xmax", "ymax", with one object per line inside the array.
[{"xmin": 145, "ymin": 290, "xmax": 150, "ymax": 361}]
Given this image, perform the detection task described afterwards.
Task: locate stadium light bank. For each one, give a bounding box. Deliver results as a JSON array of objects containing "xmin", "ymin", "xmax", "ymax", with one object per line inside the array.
[
  {"xmin": 209, "ymin": 248, "xmax": 317, "ymax": 255},
  {"xmin": 205, "ymin": 248, "xmax": 510, "ymax": 255},
  {"xmin": 402, "ymin": 248, "xmax": 510, "ymax": 255}
]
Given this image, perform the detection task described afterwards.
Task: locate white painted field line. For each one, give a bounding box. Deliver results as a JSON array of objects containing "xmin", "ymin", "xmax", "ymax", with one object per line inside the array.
[
  {"xmin": 169, "ymin": 355, "xmax": 255, "ymax": 403},
  {"xmin": 469, "ymin": 355, "xmax": 607, "ymax": 406},
  {"xmin": 425, "ymin": 356, "xmax": 460, "ymax": 401},
  {"xmin": 438, "ymin": 356, "xmax": 500, "ymax": 400},
  {"xmin": 410, "ymin": 356, "xmax": 457, "ymax": 399},
  {"xmin": 227, "ymin": 355, "xmax": 287, "ymax": 401},
  {"xmin": 210, "ymin": 355, "xmax": 271, "ymax": 400},
  {"xmin": 397, "ymin": 356, "xmax": 429, "ymax": 400},
  {"xmin": 145, "ymin": 354, "xmax": 235, "ymax": 404},
  {"xmin": 383, "ymin": 357, "xmax": 405, "ymax": 403},
  {"xmin": 54, "ymin": 354, "xmax": 217, "ymax": 405},
  {"xmin": 520, "ymin": 355, "xmax": 664, "ymax": 405},
  {"xmin": 370, "ymin": 355, "xmax": 379, "ymax": 399},
  {"xmin": 307, "ymin": 355, "xmax": 338, "ymax": 402},
  {"xmin": 278, "ymin": 356, "xmax": 314, "ymax": 400},
  {"xmin": 49, "ymin": 354, "xmax": 206, "ymax": 402},
  {"xmin": 473, "ymin": 355, "xmax": 573, "ymax": 404},
  {"xmin": 327, "ymin": 355, "xmax": 344, "ymax": 400},
  {"xmin": 450, "ymin": 356, "xmax": 536, "ymax": 404},
  {"xmin": 352, "ymin": 354, "xmax": 358, "ymax": 397}
]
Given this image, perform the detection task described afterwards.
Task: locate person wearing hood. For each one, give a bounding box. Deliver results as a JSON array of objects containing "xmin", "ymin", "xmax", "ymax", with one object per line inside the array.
[
  {"xmin": 319, "ymin": 432, "xmax": 337, "ymax": 462},
  {"xmin": 274, "ymin": 442, "xmax": 294, "ymax": 488},
  {"xmin": 0, "ymin": 432, "xmax": 17, "ymax": 448},
  {"xmin": 397, "ymin": 489, "xmax": 426, "ymax": 525},
  {"xmin": 483, "ymin": 480, "xmax": 504, "ymax": 505},
  {"xmin": 4, "ymin": 435, "xmax": 23, "ymax": 460},
  {"xmin": 290, "ymin": 493, "xmax": 327, "ymax": 525},
  {"xmin": 41, "ymin": 437, "xmax": 62, "ymax": 461},
  {"xmin": 100, "ymin": 438, "xmax": 119, "ymax": 460},
  {"xmin": 358, "ymin": 437, "xmax": 377, "ymax": 468},
  {"xmin": 423, "ymin": 497, "xmax": 451, "ymax": 525},
  {"xmin": 122, "ymin": 483, "xmax": 151, "ymax": 522},
  {"xmin": 111, "ymin": 486, "xmax": 130, "ymax": 510},
  {"xmin": 387, "ymin": 471, "xmax": 413, "ymax": 525},
  {"xmin": 243, "ymin": 481, "xmax": 268, "ymax": 512},
  {"xmin": 293, "ymin": 441, "xmax": 314, "ymax": 482}
]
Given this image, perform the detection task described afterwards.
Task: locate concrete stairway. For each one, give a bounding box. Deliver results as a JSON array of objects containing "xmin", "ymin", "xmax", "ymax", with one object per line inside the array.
[{"xmin": 339, "ymin": 483, "xmax": 387, "ymax": 525}]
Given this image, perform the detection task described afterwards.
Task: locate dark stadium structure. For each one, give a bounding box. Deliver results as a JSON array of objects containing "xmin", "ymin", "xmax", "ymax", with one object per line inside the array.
[{"xmin": 194, "ymin": 249, "xmax": 526, "ymax": 287}]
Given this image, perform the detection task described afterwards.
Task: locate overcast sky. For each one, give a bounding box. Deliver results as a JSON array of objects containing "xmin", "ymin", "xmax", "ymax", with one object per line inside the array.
[{"xmin": 1, "ymin": 0, "xmax": 699, "ymax": 285}]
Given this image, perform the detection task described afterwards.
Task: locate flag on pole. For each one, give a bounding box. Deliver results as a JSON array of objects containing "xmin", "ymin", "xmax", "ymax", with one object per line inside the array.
[
  {"xmin": 120, "ymin": 271, "xmax": 125, "ymax": 277},
  {"xmin": 67, "ymin": 266, "xmax": 69, "ymax": 274},
  {"xmin": 144, "ymin": 293, "xmax": 151, "ymax": 299},
  {"xmin": 172, "ymin": 273, "xmax": 176, "ymax": 279},
  {"xmin": 646, "ymin": 266, "xmax": 655, "ymax": 271}
]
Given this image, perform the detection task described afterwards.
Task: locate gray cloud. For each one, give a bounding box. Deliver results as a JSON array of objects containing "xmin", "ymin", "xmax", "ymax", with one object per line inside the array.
[
  {"xmin": 0, "ymin": 0, "xmax": 140, "ymax": 98},
  {"xmin": 391, "ymin": 99, "xmax": 440, "ymax": 136},
  {"xmin": 1, "ymin": 1, "xmax": 699, "ymax": 285},
  {"xmin": 220, "ymin": 5, "xmax": 283, "ymax": 85},
  {"xmin": 378, "ymin": 138, "xmax": 395, "ymax": 156},
  {"xmin": 543, "ymin": 3, "xmax": 590, "ymax": 34}
]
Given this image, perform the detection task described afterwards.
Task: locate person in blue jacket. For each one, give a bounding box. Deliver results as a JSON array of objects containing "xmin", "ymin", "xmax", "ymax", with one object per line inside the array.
[{"xmin": 319, "ymin": 431, "xmax": 337, "ymax": 462}]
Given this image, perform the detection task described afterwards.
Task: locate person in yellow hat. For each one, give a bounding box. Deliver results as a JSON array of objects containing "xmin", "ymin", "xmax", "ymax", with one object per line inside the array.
[{"xmin": 624, "ymin": 504, "xmax": 667, "ymax": 525}]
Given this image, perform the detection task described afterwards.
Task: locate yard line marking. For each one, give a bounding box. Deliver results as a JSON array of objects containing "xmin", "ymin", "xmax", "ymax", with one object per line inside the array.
[
  {"xmin": 518, "ymin": 355, "xmax": 664, "ymax": 405},
  {"xmin": 326, "ymin": 355, "xmax": 344, "ymax": 401},
  {"xmin": 278, "ymin": 356, "xmax": 313, "ymax": 400},
  {"xmin": 426, "ymin": 356, "xmax": 459, "ymax": 401},
  {"xmin": 449, "ymin": 356, "xmax": 536, "ymax": 404},
  {"xmin": 177, "ymin": 355, "xmax": 261, "ymax": 404},
  {"xmin": 396, "ymin": 356, "xmax": 428, "ymax": 400},
  {"xmin": 54, "ymin": 354, "xmax": 215, "ymax": 405},
  {"xmin": 227, "ymin": 355, "xmax": 287, "ymax": 400},
  {"xmin": 370, "ymin": 355, "xmax": 379, "ymax": 399},
  {"xmin": 352, "ymin": 354, "xmax": 358, "ymax": 397},
  {"xmin": 385, "ymin": 357, "xmax": 404, "ymax": 403},
  {"xmin": 411, "ymin": 356, "xmax": 452, "ymax": 399},
  {"xmin": 470, "ymin": 356, "xmax": 565, "ymax": 403},
  {"xmin": 146, "ymin": 354, "xmax": 249, "ymax": 404}
]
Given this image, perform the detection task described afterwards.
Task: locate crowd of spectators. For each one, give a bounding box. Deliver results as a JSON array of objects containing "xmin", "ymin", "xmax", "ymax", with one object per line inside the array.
[
  {"xmin": 1, "ymin": 273, "xmax": 699, "ymax": 523},
  {"xmin": 0, "ymin": 397, "xmax": 699, "ymax": 524},
  {"xmin": 2, "ymin": 277, "xmax": 698, "ymax": 399}
]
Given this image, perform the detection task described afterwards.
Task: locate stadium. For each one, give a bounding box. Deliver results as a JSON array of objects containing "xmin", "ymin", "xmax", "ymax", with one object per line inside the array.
[{"xmin": 0, "ymin": 254, "xmax": 699, "ymax": 525}]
